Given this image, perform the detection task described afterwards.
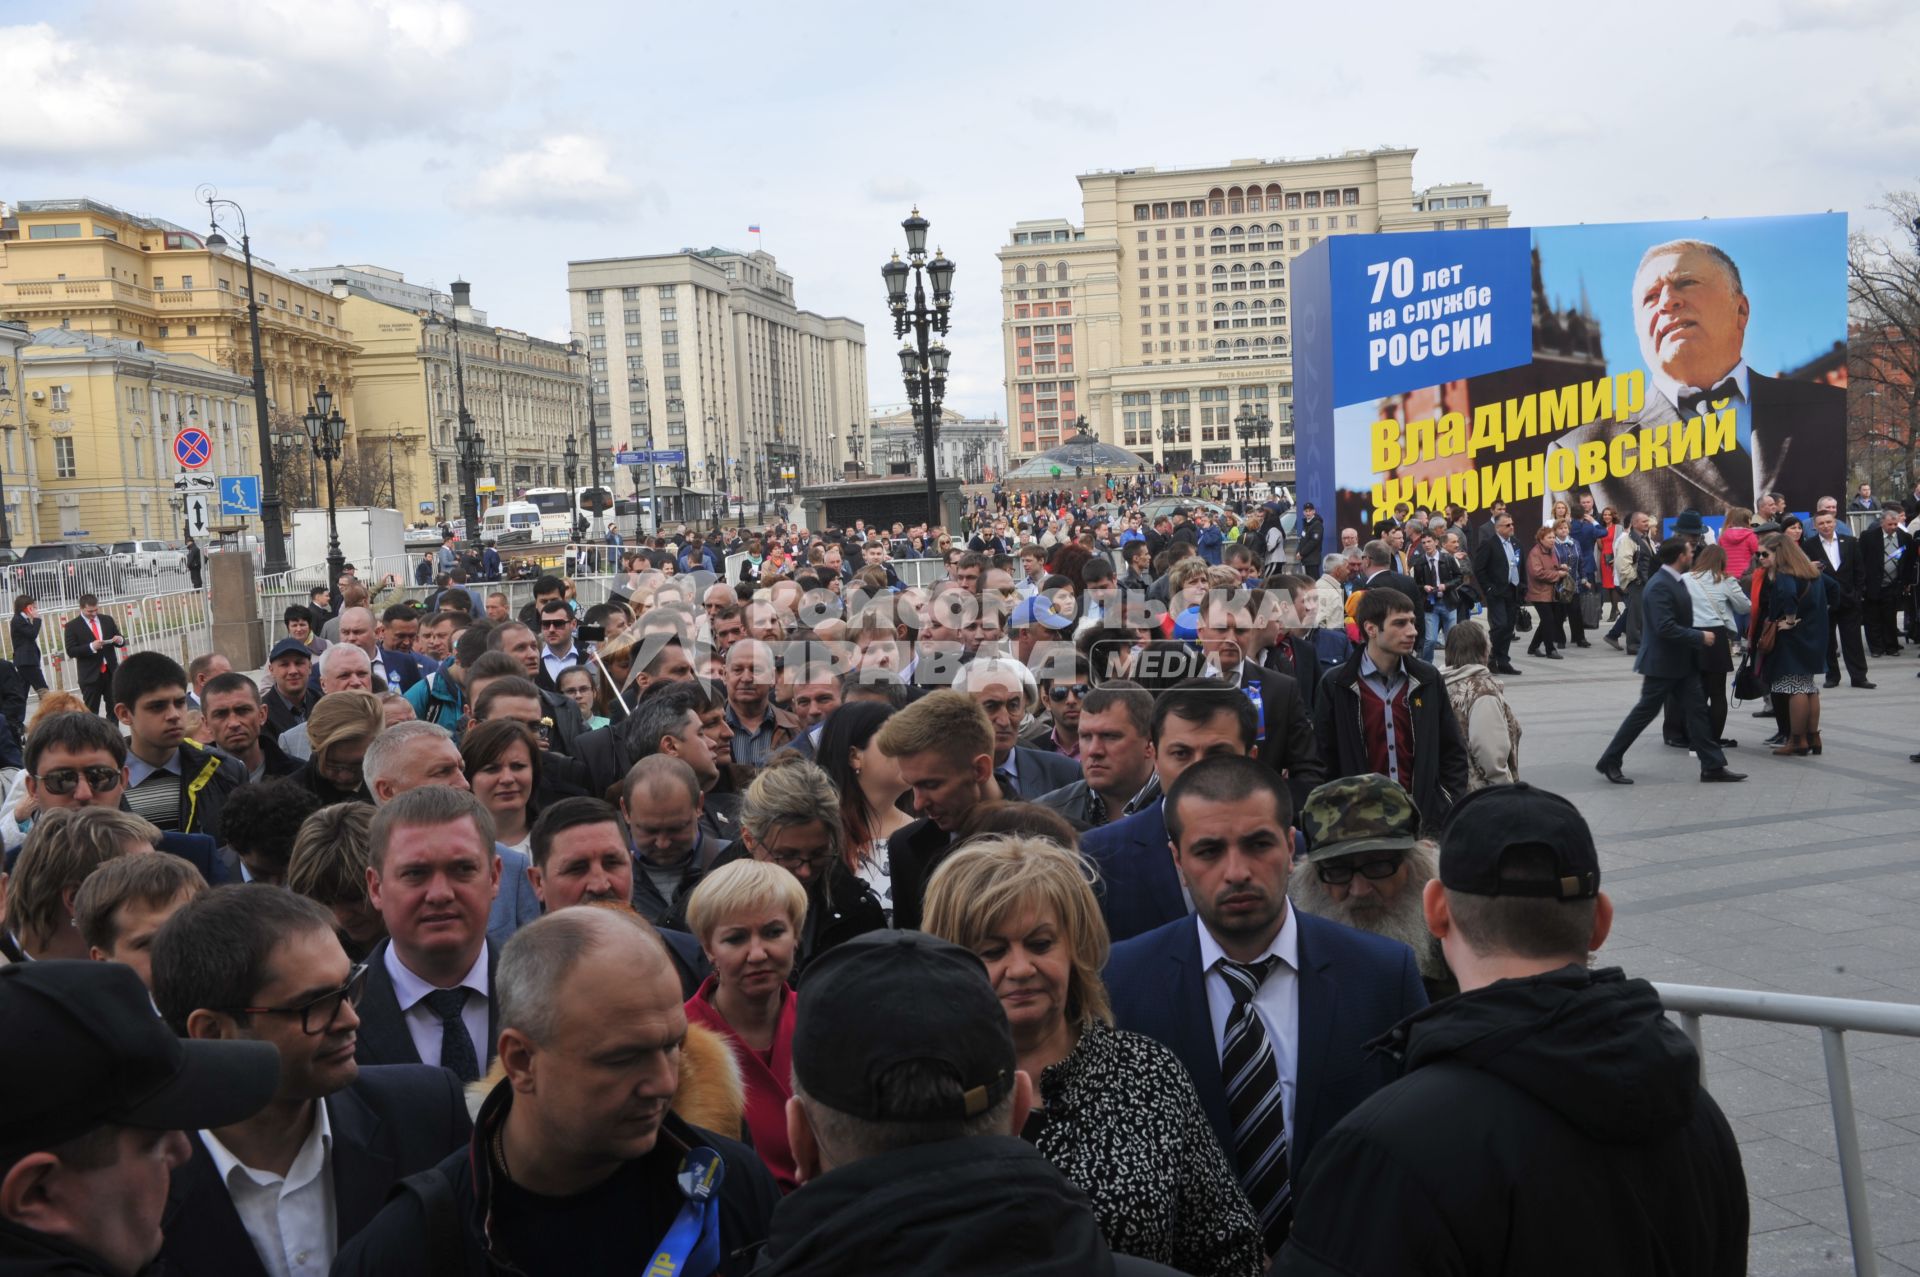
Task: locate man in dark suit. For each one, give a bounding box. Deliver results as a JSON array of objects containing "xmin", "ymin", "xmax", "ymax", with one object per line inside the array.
[
  {"xmin": 1105, "ymin": 755, "xmax": 1427, "ymax": 1254},
  {"xmin": 877, "ymin": 691, "xmax": 1006, "ymax": 932},
  {"xmin": 354, "ymin": 787, "xmax": 503, "ymax": 1081},
  {"xmin": 1355, "ymin": 540, "xmax": 1424, "ymax": 635},
  {"xmin": 1082, "ymin": 680, "xmax": 1259, "ymax": 944},
  {"xmin": 63, "ymin": 593, "xmax": 124, "ymax": 715},
  {"xmin": 375, "ymin": 603, "xmax": 437, "ymax": 695},
  {"xmin": 1595, "ymin": 538, "xmax": 1747, "ymax": 785},
  {"xmin": 152, "ymin": 884, "xmax": 473, "ymax": 1277},
  {"xmin": 1857, "ymin": 507, "xmax": 1913, "ymax": 658},
  {"xmin": 956, "ymin": 658, "xmax": 1080, "ymax": 801},
  {"xmin": 1809, "ymin": 510, "xmax": 1872, "ymax": 688},
  {"xmin": 1192, "ymin": 596, "xmax": 1324, "ymax": 807},
  {"xmin": 1469, "ymin": 511, "xmax": 1524, "ymax": 675},
  {"xmin": 1550, "ymin": 238, "xmax": 1844, "ymax": 517},
  {"xmin": 1294, "ymin": 503, "xmax": 1325, "ymax": 579}
]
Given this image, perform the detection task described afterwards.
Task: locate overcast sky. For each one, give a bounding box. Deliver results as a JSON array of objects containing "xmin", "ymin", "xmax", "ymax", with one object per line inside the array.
[{"xmin": 5, "ymin": 0, "xmax": 1914, "ymax": 422}]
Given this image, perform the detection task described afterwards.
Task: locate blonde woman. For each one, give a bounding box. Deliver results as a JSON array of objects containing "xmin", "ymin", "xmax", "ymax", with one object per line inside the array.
[
  {"xmin": 293, "ymin": 690, "xmax": 381, "ymax": 805},
  {"xmin": 683, "ymin": 860, "xmax": 807, "ymax": 1193},
  {"xmin": 924, "ymin": 836, "xmax": 1265, "ymax": 1277}
]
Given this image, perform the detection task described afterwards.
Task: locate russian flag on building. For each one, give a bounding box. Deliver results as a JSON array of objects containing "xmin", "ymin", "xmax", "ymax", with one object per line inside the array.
[{"xmin": 747, "ymin": 224, "xmax": 761, "ymax": 233}]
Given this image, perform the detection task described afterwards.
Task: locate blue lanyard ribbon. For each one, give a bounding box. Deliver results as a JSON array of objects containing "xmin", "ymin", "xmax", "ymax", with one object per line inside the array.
[{"xmin": 643, "ymin": 1147, "xmax": 726, "ymax": 1277}]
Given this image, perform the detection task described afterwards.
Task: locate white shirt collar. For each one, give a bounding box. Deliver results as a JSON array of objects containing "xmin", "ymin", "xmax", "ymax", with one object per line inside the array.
[
  {"xmin": 1197, "ymin": 901, "xmax": 1298, "ymax": 976},
  {"xmin": 1652, "ymin": 358, "xmax": 1750, "ymax": 419},
  {"xmin": 384, "ymin": 939, "xmax": 489, "ymax": 1012},
  {"xmin": 201, "ymin": 1095, "xmax": 333, "ymax": 1194}
]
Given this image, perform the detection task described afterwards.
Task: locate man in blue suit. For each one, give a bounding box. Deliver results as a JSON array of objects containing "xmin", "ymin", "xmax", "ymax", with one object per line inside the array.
[
  {"xmin": 1595, "ymin": 538, "xmax": 1747, "ymax": 786},
  {"xmin": 1105, "ymin": 755, "xmax": 1427, "ymax": 1255},
  {"xmin": 376, "ymin": 602, "xmax": 438, "ymax": 695},
  {"xmin": 153, "ymin": 884, "xmax": 473, "ymax": 1276},
  {"xmin": 1082, "ymin": 679, "xmax": 1258, "ymax": 944}
]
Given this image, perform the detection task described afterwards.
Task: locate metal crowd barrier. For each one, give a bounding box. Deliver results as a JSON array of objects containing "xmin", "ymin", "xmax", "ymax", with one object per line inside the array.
[
  {"xmin": 1655, "ymin": 982, "xmax": 1920, "ymax": 1277},
  {"xmin": 4, "ymin": 586, "xmax": 212, "ymax": 690}
]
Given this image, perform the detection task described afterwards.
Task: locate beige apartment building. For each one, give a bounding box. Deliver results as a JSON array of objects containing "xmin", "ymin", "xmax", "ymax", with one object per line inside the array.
[
  {"xmin": 6, "ymin": 327, "xmax": 254, "ymax": 544},
  {"xmin": 0, "ymin": 199, "xmax": 357, "ymax": 428},
  {"xmin": 997, "ymin": 149, "xmax": 1509, "ymax": 478},
  {"xmin": 566, "ymin": 248, "xmax": 866, "ymax": 505},
  {"xmin": 291, "ymin": 267, "xmax": 590, "ymax": 520}
]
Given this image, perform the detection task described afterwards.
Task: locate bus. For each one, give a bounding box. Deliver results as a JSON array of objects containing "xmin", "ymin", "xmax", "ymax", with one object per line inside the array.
[{"xmin": 523, "ymin": 486, "xmax": 613, "ymax": 541}]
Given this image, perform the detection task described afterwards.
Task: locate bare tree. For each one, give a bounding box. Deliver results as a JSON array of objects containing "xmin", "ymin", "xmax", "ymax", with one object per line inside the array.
[{"xmin": 1848, "ymin": 192, "xmax": 1920, "ymax": 499}]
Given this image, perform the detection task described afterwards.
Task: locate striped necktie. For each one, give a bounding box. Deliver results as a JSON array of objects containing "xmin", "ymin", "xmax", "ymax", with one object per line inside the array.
[{"xmin": 1218, "ymin": 956, "xmax": 1291, "ymax": 1252}]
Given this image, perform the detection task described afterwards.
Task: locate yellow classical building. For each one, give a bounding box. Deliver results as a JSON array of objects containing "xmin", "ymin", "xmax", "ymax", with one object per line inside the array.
[
  {"xmin": 6, "ymin": 326, "xmax": 256, "ymax": 544},
  {"xmin": 0, "ymin": 198, "xmax": 357, "ymax": 433}
]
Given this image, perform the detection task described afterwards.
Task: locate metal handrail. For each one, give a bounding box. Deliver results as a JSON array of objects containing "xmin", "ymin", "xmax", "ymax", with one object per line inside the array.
[{"xmin": 1655, "ymin": 982, "xmax": 1920, "ymax": 1277}]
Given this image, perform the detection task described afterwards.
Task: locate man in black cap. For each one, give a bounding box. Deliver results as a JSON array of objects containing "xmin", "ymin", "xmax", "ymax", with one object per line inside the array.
[
  {"xmin": 1274, "ymin": 783, "xmax": 1748, "ymax": 1277},
  {"xmin": 0, "ymin": 961, "xmax": 280, "ymax": 1275},
  {"xmin": 760, "ymin": 930, "xmax": 1181, "ymax": 1276}
]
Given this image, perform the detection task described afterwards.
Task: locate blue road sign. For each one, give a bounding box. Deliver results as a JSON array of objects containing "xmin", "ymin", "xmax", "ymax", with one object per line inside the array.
[
  {"xmin": 219, "ymin": 475, "xmax": 261, "ymax": 516},
  {"xmin": 615, "ymin": 450, "xmax": 646, "ymax": 465},
  {"xmin": 616, "ymin": 449, "xmax": 686, "ymax": 465},
  {"xmin": 648, "ymin": 449, "xmax": 686, "ymax": 463}
]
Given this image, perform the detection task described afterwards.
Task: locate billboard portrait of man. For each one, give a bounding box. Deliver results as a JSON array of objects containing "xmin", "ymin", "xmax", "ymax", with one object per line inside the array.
[{"xmin": 1551, "ymin": 236, "xmax": 1844, "ymax": 517}]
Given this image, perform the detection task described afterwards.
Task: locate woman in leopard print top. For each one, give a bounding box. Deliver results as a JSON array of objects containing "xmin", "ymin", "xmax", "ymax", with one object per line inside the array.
[{"xmin": 925, "ymin": 835, "xmax": 1266, "ymax": 1277}]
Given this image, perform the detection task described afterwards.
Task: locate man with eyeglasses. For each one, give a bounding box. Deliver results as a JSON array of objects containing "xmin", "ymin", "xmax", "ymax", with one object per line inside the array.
[
  {"xmin": 5, "ymin": 711, "xmax": 129, "ymax": 854},
  {"xmin": 533, "ymin": 600, "xmax": 582, "ymax": 695},
  {"xmin": 1289, "ymin": 775, "xmax": 1458, "ymax": 1002},
  {"xmin": 151, "ymin": 884, "xmax": 473, "ymax": 1277}
]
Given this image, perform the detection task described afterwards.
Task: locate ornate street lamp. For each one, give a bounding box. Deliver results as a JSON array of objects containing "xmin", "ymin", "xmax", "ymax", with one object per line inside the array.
[
  {"xmin": 563, "ymin": 432, "xmax": 583, "ymax": 539},
  {"xmin": 882, "ymin": 210, "xmax": 955, "ymax": 528},
  {"xmin": 302, "ymin": 382, "xmax": 349, "ymax": 598},
  {"xmin": 200, "ymin": 187, "xmax": 288, "ymax": 574}
]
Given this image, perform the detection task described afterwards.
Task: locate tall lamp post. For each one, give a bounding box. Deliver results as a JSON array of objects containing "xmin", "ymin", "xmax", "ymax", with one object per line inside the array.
[
  {"xmin": 199, "ymin": 188, "xmax": 288, "ymax": 574},
  {"xmin": 847, "ymin": 424, "xmax": 864, "ymax": 476},
  {"xmin": 1158, "ymin": 420, "xmax": 1180, "ymax": 479},
  {"xmin": 435, "ymin": 293, "xmax": 482, "ymax": 543},
  {"xmin": 564, "ymin": 432, "xmax": 583, "ymax": 540},
  {"xmin": 732, "ymin": 460, "xmax": 745, "ymax": 531},
  {"xmin": 302, "ymin": 383, "xmax": 348, "ymax": 597},
  {"xmin": 882, "ymin": 209, "xmax": 955, "ymax": 530}
]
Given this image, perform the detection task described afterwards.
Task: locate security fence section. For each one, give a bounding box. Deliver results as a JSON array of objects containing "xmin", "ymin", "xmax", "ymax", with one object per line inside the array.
[{"xmin": 2, "ymin": 586, "xmax": 213, "ymax": 691}]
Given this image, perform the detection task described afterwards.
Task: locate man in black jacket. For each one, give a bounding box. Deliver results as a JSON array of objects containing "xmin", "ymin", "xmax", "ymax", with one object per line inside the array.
[
  {"xmin": 152, "ymin": 885, "xmax": 474, "ymax": 1276},
  {"xmin": 1192, "ymin": 594, "xmax": 1324, "ymax": 809},
  {"xmin": 1857, "ymin": 507, "xmax": 1913, "ymax": 657},
  {"xmin": 1275, "ymin": 784, "xmax": 1748, "ymax": 1277},
  {"xmin": 1313, "ymin": 587, "xmax": 1469, "ymax": 834},
  {"xmin": 1810, "ymin": 509, "xmax": 1873, "ymax": 688},
  {"xmin": 761, "ymin": 930, "xmax": 1179, "ymax": 1276},
  {"xmin": 334, "ymin": 907, "xmax": 779, "ymax": 1276},
  {"xmin": 63, "ymin": 593, "xmax": 125, "ymax": 715},
  {"xmin": 1294, "ymin": 503, "xmax": 1325, "ymax": 579},
  {"xmin": 1468, "ymin": 512, "xmax": 1524, "ymax": 675},
  {"xmin": 111, "ymin": 653, "xmax": 247, "ymax": 843}
]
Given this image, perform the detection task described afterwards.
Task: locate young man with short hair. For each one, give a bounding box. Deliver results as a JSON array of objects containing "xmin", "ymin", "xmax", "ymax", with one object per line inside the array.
[
  {"xmin": 62, "ymin": 592, "xmax": 125, "ymax": 715},
  {"xmin": 875, "ymin": 690, "xmax": 1003, "ymax": 931},
  {"xmin": 1314, "ymin": 587, "xmax": 1470, "ymax": 833},
  {"xmin": 7, "ymin": 806, "xmax": 163, "ymax": 960},
  {"xmin": 74, "ymin": 851, "xmax": 209, "ymax": 988},
  {"xmin": 264, "ymin": 638, "xmax": 323, "ymax": 738},
  {"xmin": 201, "ymin": 671, "xmax": 302, "ymax": 782},
  {"xmin": 112, "ymin": 652, "xmax": 247, "ymax": 842},
  {"xmin": 151, "ymin": 885, "xmax": 474, "ymax": 1276}
]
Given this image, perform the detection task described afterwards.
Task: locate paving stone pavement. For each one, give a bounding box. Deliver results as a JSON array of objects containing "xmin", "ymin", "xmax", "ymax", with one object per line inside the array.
[{"xmin": 1491, "ymin": 631, "xmax": 1920, "ymax": 1276}]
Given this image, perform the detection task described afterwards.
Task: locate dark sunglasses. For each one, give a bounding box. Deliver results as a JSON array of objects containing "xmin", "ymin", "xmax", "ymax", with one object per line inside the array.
[
  {"xmin": 33, "ymin": 765, "xmax": 123, "ymax": 796},
  {"xmin": 1048, "ymin": 683, "xmax": 1091, "ymax": 702},
  {"xmin": 1316, "ymin": 854, "xmax": 1405, "ymax": 885},
  {"xmin": 540, "ymin": 618, "xmax": 572, "ymax": 629},
  {"xmin": 224, "ymin": 962, "xmax": 371, "ymax": 1035}
]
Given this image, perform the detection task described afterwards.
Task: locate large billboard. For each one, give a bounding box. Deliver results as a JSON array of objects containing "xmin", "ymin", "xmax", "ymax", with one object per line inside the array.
[{"xmin": 1291, "ymin": 213, "xmax": 1848, "ymax": 533}]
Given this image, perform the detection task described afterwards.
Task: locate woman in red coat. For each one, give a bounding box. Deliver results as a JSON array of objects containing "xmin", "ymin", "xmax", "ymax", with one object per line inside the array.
[
  {"xmin": 683, "ymin": 859, "xmax": 805, "ymax": 1192},
  {"xmin": 1598, "ymin": 507, "xmax": 1622, "ymax": 620}
]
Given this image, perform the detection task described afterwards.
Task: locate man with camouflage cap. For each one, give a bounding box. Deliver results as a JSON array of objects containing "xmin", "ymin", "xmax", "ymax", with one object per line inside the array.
[{"xmin": 1288, "ymin": 776, "xmax": 1457, "ymax": 1001}]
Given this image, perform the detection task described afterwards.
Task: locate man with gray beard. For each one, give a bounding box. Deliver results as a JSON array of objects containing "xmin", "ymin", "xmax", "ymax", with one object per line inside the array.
[{"xmin": 1291, "ymin": 775, "xmax": 1458, "ymax": 1001}]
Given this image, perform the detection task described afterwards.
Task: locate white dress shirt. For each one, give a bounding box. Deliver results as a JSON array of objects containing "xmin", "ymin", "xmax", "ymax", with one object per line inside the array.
[
  {"xmin": 1197, "ymin": 907, "xmax": 1301, "ymax": 1143},
  {"xmin": 1819, "ymin": 534, "xmax": 1843, "ymax": 572},
  {"xmin": 541, "ymin": 645, "xmax": 581, "ymax": 684},
  {"xmin": 385, "ymin": 941, "xmax": 490, "ymax": 1071},
  {"xmin": 200, "ymin": 1100, "xmax": 337, "ymax": 1277},
  {"xmin": 1652, "ymin": 358, "xmax": 1750, "ymax": 424}
]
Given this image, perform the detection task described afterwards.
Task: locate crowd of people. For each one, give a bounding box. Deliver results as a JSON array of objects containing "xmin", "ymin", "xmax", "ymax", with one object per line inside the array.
[{"xmin": 0, "ymin": 482, "xmax": 1788, "ymax": 1275}]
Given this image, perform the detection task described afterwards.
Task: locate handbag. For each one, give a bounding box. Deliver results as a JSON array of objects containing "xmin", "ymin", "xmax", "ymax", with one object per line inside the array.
[
  {"xmin": 1733, "ymin": 644, "xmax": 1767, "ymax": 701},
  {"xmin": 1580, "ymin": 590, "xmax": 1603, "ymax": 629},
  {"xmin": 1515, "ymin": 606, "xmax": 1533, "ymax": 632}
]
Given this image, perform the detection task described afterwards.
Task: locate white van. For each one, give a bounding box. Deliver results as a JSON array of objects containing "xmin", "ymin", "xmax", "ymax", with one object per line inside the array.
[{"xmin": 480, "ymin": 502, "xmax": 542, "ymax": 545}]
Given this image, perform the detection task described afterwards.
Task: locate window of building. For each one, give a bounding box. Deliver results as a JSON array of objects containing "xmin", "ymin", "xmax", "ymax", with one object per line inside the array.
[
  {"xmin": 660, "ymin": 308, "xmax": 677, "ymax": 322},
  {"xmin": 185, "ymin": 325, "xmax": 197, "ymax": 336},
  {"xmin": 588, "ymin": 311, "xmax": 604, "ymax": 327},
  {"xmin": 586, "ymin": 289, "xmax": 604, "ymax": 303},
  {"xmin": 660, "ymin": 330, "xmax": 677, "ymax": 346},
  {"xmin": 659, "ymin": 285, "xmax": 676, "ymax": 298},
  {"xmin": 28, "ymin": 223, "xmax": 82, "ymax": 239},
  {"xmin": 54, "ymin": 437, "xmax": 76, "ymax": 477},
  {"xmin": 1134, "ymin": 204, "xmax": 1150, "ymax": 220}
]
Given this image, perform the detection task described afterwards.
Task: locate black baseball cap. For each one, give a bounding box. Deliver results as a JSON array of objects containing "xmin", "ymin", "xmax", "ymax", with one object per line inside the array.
[
  {"xmin": 793, "ymin": 931, "xmax": 1014, "ymax": 1123},
  {"xmin": 0, "ymin": 962, "xmax": 280, "ymax": 1155},
  {"xmin": 269, "ymin": 637, "xmax": 313, "ymax": 663},
  {"xmin": 1438, "ymin": 782, "xmax": 1600, "ymax": 900}
]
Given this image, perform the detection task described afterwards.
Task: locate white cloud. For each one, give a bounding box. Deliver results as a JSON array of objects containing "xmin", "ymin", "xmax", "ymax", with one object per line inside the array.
[
  {"xmin": 465, "ymin": 135, "xmax": 635, "ymax": 214},
  {"xmin": 0, "ymin": 1, "xmax": 479, "ymax": 161}
]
